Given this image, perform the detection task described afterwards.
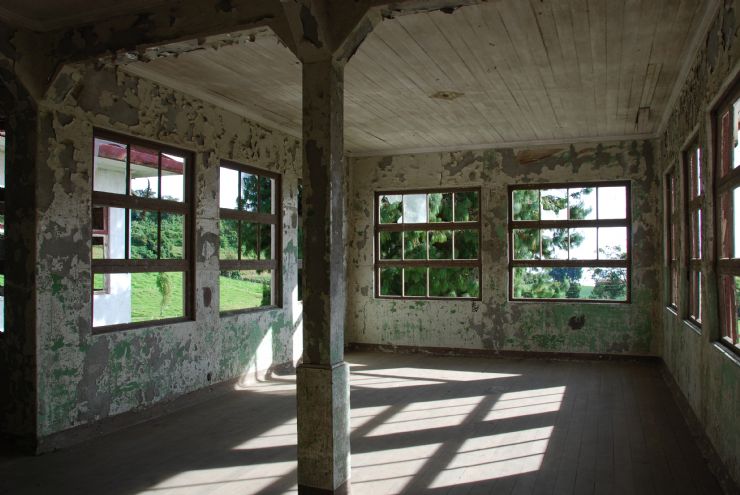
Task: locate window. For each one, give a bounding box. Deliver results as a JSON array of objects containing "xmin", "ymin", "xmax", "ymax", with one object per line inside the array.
[
  {"xmin": 509, "ymin": 183, "xmax": 631, "ymax": 302},
  {"xmin": 0, "ymin": 128, "xmax": 5, "ymax": 333},
  {"xmin": 666, "ymin": 167, "xmax": 679, "ymax": 309},
  {"xmin": 297, "ymin": 181, "xmax": 303, "ymax": 302},
  {"xmin": 685, "ymin": 143, "xmax": 703, "ymax": 325},
  {"xmin": 375, "ymin": 188, "xmax": 481, "ymax": 299},
  {"xmin": 92, "ymin": 132, "xmax": 193, "ymax": 331},
  {"xmin": 716, "ymin": 91, "xmax": 740, "ymax": 350},
  {"xmin": 219, "ymin": 161, "xmax": 281, "ymax": 313}
]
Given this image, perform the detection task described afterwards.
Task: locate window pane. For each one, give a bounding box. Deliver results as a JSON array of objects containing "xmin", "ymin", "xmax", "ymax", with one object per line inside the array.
[
  {"xmin": 540, "ymin": 189, "xmax": 567, "ymax": 220},
  {"xmin": 239, "ymin": 172, "xmax": 258, "ymax": 212},
  {"xmin": 220, "ymin": 167, "xmax": 239, "ymax": 209},
  {"xmin": 429, "ymin": 268, "xmax": 479, "ymax": 298},
  {"xmin": 454, "ymin": 230, "xmax": 479, "ymax": 260},
  {"xmin": 568, "ymin": 187, "xmax": 596, "ymax": 220},
  {"xmin": 454, "ymin": 191, "xmax": 479, "ymax": 222},
  {"xmin": 219, "ymin": 269, "xmax": 272, "ymax": 311},
  {"xmin": 404, "ymin": 230, "xmax": 427, "ymax": 260},
  {"xmin": 130, "ymin": 145, "xmax": 159, "ymax": 199},
  {"xmin": 93, "ymin": 273, "xmax": 107, "ymax": 292},
  {"xmin": 241, "ymin": 222, "xmax": 258, "ymax": 260},
  {"xmin": 569, "ymin": 228, "xmax": 597, "ymax": 260},
  {"xmin": 130, "ymin": 210, "xmax": 158, "ymax": 259},
  {"xmin": 735, "ymin": 187, "xmax": 740, "ymax": 258},
  {"xmin": 92, "ymin": 207, "xmax": 125, "ymax": 259},
  {"xmin": 671, "ymin": 264, "xmax": 678, "ymax": 307},
  {"xmin": 541, "ymin": 228, "xmax": 568, "ymax": 260},
  {"xmin": 297, "ymin": 267, "xmax": 303, "ymax": 302},
  {"xmin": 404, "ymin": 267, "xmax": 427, "ymax": 297},
  {"xmin": 0, "ymin": 129, "xmax": 5, "ymax": 188},
  {"xmin": 720, "ymin": 275, "xmax": 739, "ymax": 346},
  {"xmin": 690, "ymin": 209, "xmax": 702, "ymax": 260},
  {"xmin": 259, "ymin": 176, "xmax": 273, "ymax": 214},
  {"xmin": 160, "ymin": 213, "xmax": 184, "ymax": 259},
  {"xmin": 513, "ymin": 229, "xmax": 539, "ymax": 260},
  {"xmin": 428, "ymin": 230, "xmax": 452, "ymax": 260},
  {"xmin": 219, "ymin": 219, "xmax": 239, "ymax": 260},
  {"xmin": 379, "ymin": 195, "xmax": 402, "ymax": 224},
  {"xmin": 93, "ymin": 137, "xmax": 127, "ymax": 194},
  {"xmin": 693, "ymin": 147, "xmax": 702, "ymax": 197},
  {"xmin": 597, "ymin": 186, "xmax": 627, "ymax": 219},
  {"xmin": 161, "ymin": 153, "xmax": 185, "ymax": 202},
  {"xmin": 93, "ymin": 272, "xmax": 185, "ymax": 327},
  {"xmin": 598, "ymin": 227, "xmax": 627, "ymax": 260},
  {"xmin": 513, "ymin": 266, "xmax": 627, "ymax": 301},
  {"xmin": 428, "ymin": 193, "xmax": 453, "ymax": 222},
  {"xmin": 379, "ymin": 267, "xmax": 402, "ymax": 296},
  {"xmin": 733, "ymin": 99, "xmax": 740, "ymax": 171},
  {"xmin": 259, "ymin": 223, "xmax": 273, "ymax": 260},
  {"xmin": 690, "ymin": 270, "xmax": 702, "ymax": 324},
  {"xmin": 379, "ymin": 231, "xmax": 402, "ymax": 260},
  {"xmin": 403, "ymin": 194, "xmax": 427, "ymax": 223},
  {"xmin": 512, "ymin": 189, "xmax": 539, "ymax": 221}
]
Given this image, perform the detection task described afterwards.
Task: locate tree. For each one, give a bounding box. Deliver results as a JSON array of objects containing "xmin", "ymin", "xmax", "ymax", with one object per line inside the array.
[{"xmin": 155, "ymin": 272, "xmax": 172, "ymax": 316}]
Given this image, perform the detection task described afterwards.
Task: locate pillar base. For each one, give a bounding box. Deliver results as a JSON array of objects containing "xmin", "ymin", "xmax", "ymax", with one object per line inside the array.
[{"xmin": 297, "ymin": 361, "xmax": 351, "ymax": 493}]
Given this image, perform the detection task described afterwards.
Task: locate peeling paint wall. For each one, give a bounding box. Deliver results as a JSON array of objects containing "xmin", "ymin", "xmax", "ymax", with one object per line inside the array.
[
  {"xmin": 34, "ymin": 62, "xmax": 303, "ymax": 439},
  {"xmin": 660, "ymin": 1, "xmax": 740, "ymax": 487},
  {"xmin": 348, "ymin": 141, "xmax": 661, "ymax": 356}
]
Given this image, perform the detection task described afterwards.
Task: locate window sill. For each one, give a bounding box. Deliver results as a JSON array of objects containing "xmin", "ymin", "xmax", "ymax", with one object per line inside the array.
[
  {"xmin": 682, "ymin": 318, "xmax": 702, "ymax": 337},
  {"xmin": 712, "ymin": 341, "xmax": 740, "ymax": 369},
  {"xmin": 509, "ymin": 298, "xmax": 629, "ymax": 305},
  {"xmin": 92, "ymin": 316, "xmax": 192, "ymax": 335},
  {"xmin": 219, "ymin": 305, "xmax": 281, "ymax": 317}
]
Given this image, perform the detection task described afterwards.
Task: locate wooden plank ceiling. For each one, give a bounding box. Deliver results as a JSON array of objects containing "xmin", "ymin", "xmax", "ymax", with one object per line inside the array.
[{"xmin": 125, "ymin": 0, "xmax": 708, "ymax": 155}]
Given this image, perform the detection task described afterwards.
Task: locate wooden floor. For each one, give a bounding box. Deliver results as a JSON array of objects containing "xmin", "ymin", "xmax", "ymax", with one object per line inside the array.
[{"xmin": 0, "ymin": 352, "xmax": 723, "ymax": 495}]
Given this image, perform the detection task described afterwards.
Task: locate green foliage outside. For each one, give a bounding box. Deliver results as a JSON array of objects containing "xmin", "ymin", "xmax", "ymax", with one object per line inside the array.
[
  {"xmin": 219, "ymin": 270, "xmax": 272, "ymax": 311},
  {"xmin": 131, "ymin": 272, "xmax": 184, "ymax": 322}
]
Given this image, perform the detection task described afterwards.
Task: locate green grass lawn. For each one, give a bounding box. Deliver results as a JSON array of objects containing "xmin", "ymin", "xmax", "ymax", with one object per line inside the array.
[{"xmin": 220, "ymin": 271, "xmax": 271, "ymax": 312}]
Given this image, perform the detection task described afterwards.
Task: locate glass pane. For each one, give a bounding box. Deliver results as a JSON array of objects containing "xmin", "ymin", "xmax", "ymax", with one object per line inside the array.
[
  {"xmin": 540, "ymin": 189, "xmax": 568, "ymax": 220},
  {"xmin": 161, "ymin": 153, "xmax": 185, "ymax": 202},
  {"xmin": 241, "ymin": 222, "xmax": 258, "ymax": 260},
  {"xmin": 541, "ymin": 228, "xmax": 568, "ymax": 260},
  {"xmin": 219, "ymin": 269, "xmax": 272, "ymax": 311},
  {"xmin": 379, "ymin": 267, "xmax": 402, "ymax": 296},
  {"xmin": 690, "ymin": 270, "xmax": 702, "ymax": 324},
  {"xmin": 160, "ymin": 213, "xmax": 184, "ymax": 259},
  {"xmin": 569, "ymin": 228, "xmax": 597, "ymax": 260},
  {"xmin": 0, "ymin": 129, "xmax": 5, "ymax": 189},
  {"xmin": 568, "ymin": 187, "xmax": 596, "ymax": 220},
  {"xmin": 429, "ymin": 268, "xmax": 479, "ymax": 298},
  {"xmin": 104, "ymin": 207, "xmax": 125, "ymax": 259},
  {"xmin": 239, "ymin": 172, "xmax": 258, "ymax": 212},
  {"xmin": 220, "ymin": 167, "xmax": 239, "ymax": 209},
  {"xmin": 719, "ymin": 275, "xmax": 739, "ymax": 346},
  {"xmin": 403, "ymin": 194, "xmax": 427, "ymax": 223},
  {"xmin": 719, "ymin": 191, "xmax": 731, "ymax": 259},
  {"xmin": 454, "ymin": 230, "xmax": 479, "ymax": 260},
  {"xmin": 513, "ymin": 229, "xmax": 539, "ymax": 260},
  {"xmin": 428, "ymin": 230, "xmax": 452, "ymax": 260},
  {"xmin": 259, "ymin": 176, "xmax": 273, "ymax": 214},
  {"xmin": 92, "ymin": 236, "xmax": 106, "ymax": 260},
  {"xmin": 597, "ymin": 186, "xmax": 627, "ymax": 219},
  {"xmin": 690, "ymin": 209, "xmax": 702, "ymax": 260},
  {"xmin": 93, "ymin": 272, "xmax": 185, "ymax": 327},
  {"xmin": 404, "ymin": 267, "xmax": 427, "ymax": 297},
  {"xmin": 454, "ymin": 191, "xmax": 479, "ymax": 222},
  {"xmin": 735, "ymin": 187, "xmax": 740, "ymax": 258},
  {"xmin": 404, "ymin": 230, "xmax": 427, "ymax": 260},
  {"xmin": 130, "ymin": 145, "xmax": 159, "ymax": 199},
  {"xmin": 297, "ymin": 224, "xmax": 303, "ymax": 260},
  {"xmin": 379, "ymin": 195, "xmax": 402, "ymax": 224},
  {"xmin": 297, "ymin": 267, "xmax": 303, "ymax": 302},
  {"xmin": 693, "ymin": 147, "xmax": 702, "ymax": 197},
  {"xmin": 733, "ymin": 99, "xmax": 740, "ymax": 171},
  {"xmin": 379, "ymin": 231, "xmax": 402, "ymax": 260},
  {"xmin": 512, "ymin": 189, "xmax": 539, "ymax": 221},
  {"xmin": 598, "ymin": 227, "xmax": 627, "ymax": 260},
  {"xmin": 93, "ymin": 137, "xmax": 127, "ymax": 194},
  {"xmin": 219, "ymin": 219, "xmax": 239, "ymax": 260},
  {"xmin": 259, "ymin": 223, "xmax": 273, "ymax": 260},
  {"xmin": 428, "ymin": 193, "xmax": 453, "ymax": 222},
  {"xmin": 297, "ymin": 182, "xmax": 303, "ymax": 217},
  {"xmin": 513, "ymin": 267, "xmax": 627, "ymax": 301},
  {"xmin": 93, "ymin": 273, "xmax": 107, "ymax": 292},
  {"xmin": 130, "ymin": 210, "xmax": 158, "ymax": 259},
  {"xmin": 671, "ymin": 264, "xmax": 678, "ymax": 307}
]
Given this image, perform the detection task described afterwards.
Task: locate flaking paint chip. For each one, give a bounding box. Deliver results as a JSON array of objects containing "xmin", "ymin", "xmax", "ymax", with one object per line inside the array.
[{"xmin": 430, "ymin": 90, "xmax": 464, "ymax": 101}]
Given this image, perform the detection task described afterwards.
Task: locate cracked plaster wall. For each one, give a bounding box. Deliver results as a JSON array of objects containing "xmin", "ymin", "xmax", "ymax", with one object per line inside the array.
[
  {"xmin": 34, "ymin": 62, "xmax": 303, "ymax": 439},
  {"xmin": 659, "ymin": 1, "xmax": 740, "ymax": 487},
  {"xmin": 347, "ymin": 141, "xmax": 661, "ymax": 356}
]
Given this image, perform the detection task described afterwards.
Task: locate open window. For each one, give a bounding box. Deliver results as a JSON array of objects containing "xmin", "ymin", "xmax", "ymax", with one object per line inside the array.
[
  {"xmin": 92, "ymin": 131, "xmax": 193, "ymax": 331},
  {"xmin": 508, "ymin": 182, "xmax": 631, "ymax": 302}
]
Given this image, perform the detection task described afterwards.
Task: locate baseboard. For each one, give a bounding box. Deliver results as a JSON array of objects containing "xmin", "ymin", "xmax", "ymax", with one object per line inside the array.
[
  {"xmin": 346, "ymin": 342, "xmax": 662, "ymax": 363},
  {"xmin": 660, "ymin": 363, "xmax": 739, "ymax": 495}
]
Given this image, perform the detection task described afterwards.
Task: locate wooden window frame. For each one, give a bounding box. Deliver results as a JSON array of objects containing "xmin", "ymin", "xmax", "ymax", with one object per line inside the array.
[
  {"xmin": 91, "ymin": 129, "xmax": 195, "ymax": 334},
  {"xmin": 684, "ymin": 142, "xmax": 703, "ymax": 326},
  {"xmin": 297, "ymin": 181, "xmax": 303, "ymax": 302},
  {"xmin": 0, "ymin": 126, "xmax": 6, "ymax": 333},
  {"xmin": 666, "ymin": 167, "xmax": 679, "ymax": 310},
  {"xmin": 508, "ymin": 181, "xmax": 632, "ymax": 303},
  {"xmin": 218, "ymin": 160, "xmax": 282, "ymax": 315},
  {"xmin": 374, "ymin": 187, "xmax": 482, "ymax": 301},
  {"xmin": 715, "ymin": 85, "xmax": 740, "ymax": 353}
]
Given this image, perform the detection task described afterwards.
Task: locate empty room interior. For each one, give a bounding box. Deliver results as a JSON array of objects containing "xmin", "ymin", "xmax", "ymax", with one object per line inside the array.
[{"xmin": 1, "ymin": 0, "xmax": 740, "ymax": 494}]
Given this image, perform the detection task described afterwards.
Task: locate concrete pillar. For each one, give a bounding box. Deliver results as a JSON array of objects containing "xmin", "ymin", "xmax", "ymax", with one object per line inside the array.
[{"xmin": 296, "ymin": 58, "xmax": 350, "ymax": 494}]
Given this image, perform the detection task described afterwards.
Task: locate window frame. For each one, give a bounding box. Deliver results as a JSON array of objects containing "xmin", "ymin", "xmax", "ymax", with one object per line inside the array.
[
  {"xmin": 218, "ymin": 160, "xmax": 283, "ymax": 315},
  {"xmin": 374, "ymin": 186, "xmax": 482, "ymax": 301},
  {"xmin": 665, "ymin": 167, "xmax": 680, "ymax": 310},
  {"xmin": 91, "ymin": 129, "xmax": 195, "ymax": 334},
  {"xmin": 0, "ymin": 125, "xmax": 6, "ymax": 335},
  {"xmin": 683, "ymin": 141, "xmax": 703, "ymax": 326},
  {"xmin": 714, "ymin": 86, "xmax": 740, "ymax": 353},
  {"xmin": 296, "ymin": 180, "xmax": 303, "ymax": 302},
  {"xmin": 508, "ymin": 180, "xmax": 632, "ymax": 304}
]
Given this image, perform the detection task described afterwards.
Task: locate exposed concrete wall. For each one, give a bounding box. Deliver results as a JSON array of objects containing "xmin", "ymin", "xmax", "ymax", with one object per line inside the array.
[
  {"xmin": 33, "ymin": 62, "xmax": 303, "ymax": 440},
  {"xmin": 347, "ymin": 141, "xmax": 661, "ymax": 356},
  {"xmin": 660, "ymin": 2, "xmax": 740, "ymax": 487}
]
